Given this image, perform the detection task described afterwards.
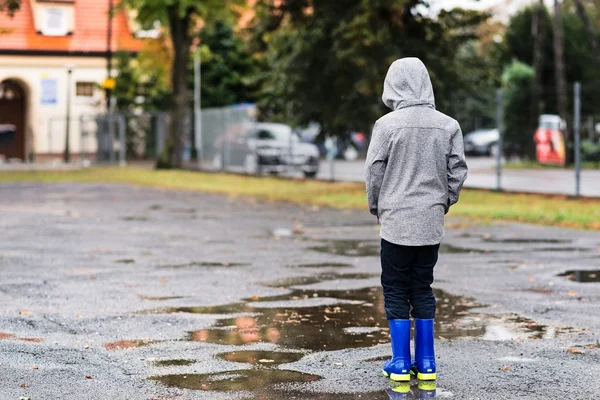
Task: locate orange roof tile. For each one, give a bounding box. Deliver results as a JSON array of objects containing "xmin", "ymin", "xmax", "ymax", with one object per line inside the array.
[{"xmin": 0, "ymin": 0, "xmax": 143, "ymax": 55}]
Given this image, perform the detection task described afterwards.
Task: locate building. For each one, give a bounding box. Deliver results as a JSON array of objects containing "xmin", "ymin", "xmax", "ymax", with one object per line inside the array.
[{"xmin": 0, "ymin": 0, "xmax": 142, "ymax": 162}]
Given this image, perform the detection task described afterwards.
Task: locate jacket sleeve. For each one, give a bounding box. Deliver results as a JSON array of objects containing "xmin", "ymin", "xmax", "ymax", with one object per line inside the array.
[
  {"xmin": 447, "ymin": 125, "xmax": 468, "ymax": 211},
  {"xmin": 365, "ymin": 121, "xmax": 389, "ymax": 216}
]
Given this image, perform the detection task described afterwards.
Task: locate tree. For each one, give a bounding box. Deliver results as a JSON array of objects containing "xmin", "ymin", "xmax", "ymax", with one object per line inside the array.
[
  {"xmin": 531, "ymin": 0, "xmax": 546, "ymax": 131},
  {"xmin": 0, "ymin": 0, "xmax": 21, "ymax": 16},
  {"xmin": 249, "ymin": 0, "xmax": 490, "ymax": 140},
  {"xmin": 572, "ymin": 0, "xmax": 600, "ymax": 66},
  {"xmin": 123, "ymin": 0, "xmax": 242, "ymax": 169},
  {"xmin": 553, "ymin": 0, "xmax": 570, "ymax": 156},
  {"xmin": 502, "ymin": 61, "xmax": 536, "ymax": 159},
  {"xmin": 193, "ymin": 21, "xmax": 259, "ymax": 108}
]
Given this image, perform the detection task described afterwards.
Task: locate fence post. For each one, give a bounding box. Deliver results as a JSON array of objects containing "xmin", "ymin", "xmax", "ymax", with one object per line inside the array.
[
  {"xmin": 156, "ymin": 113, "xmax": 165, "ymax": 157},
  {"xmin": 496, "ymin": 88, "xmax": 503, "ymax": 191},
  {"xmin": 574, "ymin": 82, "xmax": 581, "ymax": 197},
  {"xmin": 118, "ymin": 114, "xmax": 126, "ymax": 166}
]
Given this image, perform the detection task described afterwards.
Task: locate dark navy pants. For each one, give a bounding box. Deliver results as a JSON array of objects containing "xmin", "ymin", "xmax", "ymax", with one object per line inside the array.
[{"xmin": 380, "ymin": 239, "xmax": 439, "ymax": 320}]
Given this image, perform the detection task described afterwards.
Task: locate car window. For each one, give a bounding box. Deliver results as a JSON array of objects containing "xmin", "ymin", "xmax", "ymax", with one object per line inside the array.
[
  {"xmin": 256, "ymin": 129, "xmax": 277, "ymax": 140},
  {"xmin": 254, "ymin": 125, "xmax": 293, "ymax": 141}
]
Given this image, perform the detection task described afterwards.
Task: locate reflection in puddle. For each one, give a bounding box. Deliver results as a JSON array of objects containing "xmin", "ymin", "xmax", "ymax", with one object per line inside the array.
[
  {"xmin": 183, "ymin": 287, "xmax": 567, "ymax": 351},
  {"xmin": 291, "ymin": 262, "xmax": 353, "ymax": 269},
  {"xmin": 309, "ymin": 240, "xmax": 380, "ymax": 257},
  {"xmin": 154, "ymin": 359, "xmax": 195, "ymax": 367},
  {"xmin": 216, "ymin": 350, "xmax": 304, "ymax": 365},
  {"xmin": 558, "ymin": 270, "xmax": 600, "ymax": 283},
  {"xmin": 387, "ymin": 381, "xmax": 454, "ymax": 399},
  {"xmin": 150, "ymin": 369, "xmax": 320, "ymax": 391}
]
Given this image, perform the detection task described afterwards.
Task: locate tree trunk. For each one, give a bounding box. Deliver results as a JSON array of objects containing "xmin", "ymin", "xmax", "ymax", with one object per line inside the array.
[
  {"xmin": 531, "ymin": 0, "xmax": 545, "ymax": 159},
  {"xmin": 552, "ymin": 0, "xmax": 571, "ymax": 162},
  {"xmin": 573, "ymin": 0, "xmax": 600, "ymax": 66},
  {"xmin": 156, "ymin": 5, "xmax": 193, "ymax": 169}
]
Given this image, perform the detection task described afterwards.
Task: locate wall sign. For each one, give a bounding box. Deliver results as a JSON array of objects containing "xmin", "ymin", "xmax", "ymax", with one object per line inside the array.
[{"xmin": 41, "ymin": 78, "xmax": 57, "ymax": 105}]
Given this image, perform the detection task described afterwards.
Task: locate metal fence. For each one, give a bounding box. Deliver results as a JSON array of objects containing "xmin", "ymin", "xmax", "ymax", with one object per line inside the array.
[{"xmin": 46, "ymin": 112, "xmax": 167, "ymax": 165}]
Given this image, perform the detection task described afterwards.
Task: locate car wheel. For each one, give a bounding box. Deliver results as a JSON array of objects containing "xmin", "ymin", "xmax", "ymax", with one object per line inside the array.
[
  {"xmin": 244, "ymin": 153, "xmax": 260, "ymax": 175},
  {"xmin": 343, "ymin": 146, "xmax": 359, "ymax": 161},
  {"xmin": 488, "ymin": 143, "xmax": 499, "ymax": 158},
  {"xmin": 303, "ymin": 170, "xmax": 318, "ymax": 179},
  {"xmin": 212, "ymin": 154, "xmax": 223, "ymax": 170}
]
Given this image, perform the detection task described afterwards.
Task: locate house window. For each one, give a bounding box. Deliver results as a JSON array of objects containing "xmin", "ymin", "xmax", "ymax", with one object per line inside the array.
[
  {"xmin": 76, "ymin": 82, "xmax": 95, "ymax": 97},
  {"xmin": 41, "ymin": 7, "xmax": 69, "ymax": 36}
]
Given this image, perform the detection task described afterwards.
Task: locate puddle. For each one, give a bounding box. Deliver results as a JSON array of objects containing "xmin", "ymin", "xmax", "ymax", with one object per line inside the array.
[
  {"xmin": 439, "ymin": 244, "xmax": 492, "ymax": 254},
  {"xmin": 139, "ymin": 295, "xmax": 186, "ymax": 301},
  {"xmin": 557, "ymin": 270, "xmax": 600, "ymax": 283},
  {"xmin": 253, "ymin": 391, "xmax": 392, "ymax": 400},
  {"xmin": 121, "ymin": 216, "xmax": 149, "ymax": 222},
  {"xmin": 150, "ymin": 369, "xmax": 320, "ymax": 391},
  {"xmin": 291, "ymin": 262, "xmax": 353, "ymax": 269},
  {"xmin": 182, "ymin": 286, "xmax": 573, "ymax": 350},
  {"xmin": 154, "ymin": 359, "xmax": 195, "ymax": 367},
  {"xmin": 522, "ymin": 287, "xmax": 553, "ymax": 295},
  {"xmin": 309, "ymin": 240, "xmax": 379, "ymax": 257},
  {"xmin": 216, "ymin": 350, "xmax": 304, "ymax": 365},
  {"xmin": 115, "ymin": 259, "xmax": 136, "ymax": 264},
  {"xmin": 483, "ymin": 237, "xmax": 571, "ymax": 244},
  {"xmin": 0, "ymin": 332, "xmax": 44, "ymax": 343},
  {"xmin": 537, "ymin": 247, "xmax": 591, "ymax": 253},
  {"xmin": 260, "ymin": 272, "xmax": 377, "ymax": 288},
  {"xmin": 104, "ymin": 339, "xmax": 151, "ymax": 350},
  {"xmin": 386, "ymin": 381, "xmax": 454, "ymax": 399},
  {"xmin": 158, "ymin": 261, "xmax": 250, "ymax": 268}
]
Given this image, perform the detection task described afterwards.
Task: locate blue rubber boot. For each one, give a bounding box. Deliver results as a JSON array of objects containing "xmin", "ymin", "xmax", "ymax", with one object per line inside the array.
[
  {"xmin": 414, "ymin": 318, "xmax": 436, "ymax": 381},
  {"xmin": 382, "ymin": 319, "xmax": 411, "ymax": 382}
]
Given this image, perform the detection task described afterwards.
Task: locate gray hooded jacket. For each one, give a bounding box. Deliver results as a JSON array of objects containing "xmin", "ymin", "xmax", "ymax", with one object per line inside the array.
[{"xmin": 365, "ymin": 58, "xmax": 468, "ymax": 246}]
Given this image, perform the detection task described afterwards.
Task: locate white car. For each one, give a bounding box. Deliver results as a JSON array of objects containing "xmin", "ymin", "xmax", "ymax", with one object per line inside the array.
[
  {"xmin": 463, "ymin": 129, "xmax": 500, "ymax": 157},
  {"xmin": 214, "ymin": 122, "xmax": 320, "ymax": 178}
]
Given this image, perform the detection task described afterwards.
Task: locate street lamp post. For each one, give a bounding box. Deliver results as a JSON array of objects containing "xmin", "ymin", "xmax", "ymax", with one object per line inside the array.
[
  {"xmin": 64, "ymin": 67, "xmax": 73, "ymax": 163},
  {"xmin": 106, "ymin": 0, "xmax": 114, "ymax": 112}
]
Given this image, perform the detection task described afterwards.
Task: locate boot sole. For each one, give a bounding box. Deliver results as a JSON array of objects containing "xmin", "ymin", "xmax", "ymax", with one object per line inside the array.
[
  {"xmin": 382, "ymin": 370, "xmax": 410, "ymax": 382},
  {"xmin": 417, "ymin": 372, "xmax": 436, "ymax": 381}
]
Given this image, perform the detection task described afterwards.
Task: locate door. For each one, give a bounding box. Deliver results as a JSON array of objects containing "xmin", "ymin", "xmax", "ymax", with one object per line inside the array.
[{"xmin": 0, "ymin": 80, "xmax": 26, "ymax": 160}]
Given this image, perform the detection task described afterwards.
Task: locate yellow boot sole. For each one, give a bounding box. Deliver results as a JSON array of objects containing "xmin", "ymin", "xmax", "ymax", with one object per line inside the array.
[
  {"xmin": 417, "ymin": 372, "xmax": 437, "ymax": 381},
  {"xmin": 382, "ymin": 369, "xmax": 410, "ymax": 382}
]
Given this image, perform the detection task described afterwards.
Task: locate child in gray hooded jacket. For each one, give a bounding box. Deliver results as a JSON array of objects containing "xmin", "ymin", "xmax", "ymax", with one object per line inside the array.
[{"xmin": 365, "ymin": 57, "xmax": 468, "ymax": 382}]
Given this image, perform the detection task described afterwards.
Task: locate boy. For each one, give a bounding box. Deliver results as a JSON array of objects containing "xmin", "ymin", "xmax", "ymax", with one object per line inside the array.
[{"xmin": 365, "ymin": 58, "xmax": 468, "ymax": 382}]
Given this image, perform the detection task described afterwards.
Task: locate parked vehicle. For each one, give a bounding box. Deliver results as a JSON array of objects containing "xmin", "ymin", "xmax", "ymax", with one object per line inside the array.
[
  {"xmin": 296, "ymin": 123, "xmax": 367, "ymax": 161},
  {"xmin": 463, "ymin": 128, "xmax": 500, "ymax": 157},
  {"xmin": 534, "ymin": 114, "xmax": 566, "ymax": 166},
  {"xmin": 213, "ymin": 122, "xmax": 320, "ymax": 178}
]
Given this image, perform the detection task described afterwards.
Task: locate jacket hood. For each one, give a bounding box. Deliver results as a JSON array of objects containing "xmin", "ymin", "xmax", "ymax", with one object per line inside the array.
[{"xmin": 382, "ymin": 57, "xmax": 435, "ymax": 111}]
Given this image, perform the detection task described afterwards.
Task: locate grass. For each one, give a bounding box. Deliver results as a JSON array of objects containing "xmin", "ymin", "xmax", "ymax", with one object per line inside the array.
[
  {"xmin": 1, "ymin": 167, "xmax": 599, "ymax": 230},
  {"xmin": 504, "ymin": 161, "xmax": 600, "ymax": 170}
]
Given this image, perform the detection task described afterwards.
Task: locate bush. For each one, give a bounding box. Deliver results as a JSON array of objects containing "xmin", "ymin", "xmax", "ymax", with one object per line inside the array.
[
  {"xmin": 502, "ymin": 61, "xmax": 536, "ymax": 159},
  {"xmin": 581, "ymin": 140, "xmax": 600, "ymax": 163}
]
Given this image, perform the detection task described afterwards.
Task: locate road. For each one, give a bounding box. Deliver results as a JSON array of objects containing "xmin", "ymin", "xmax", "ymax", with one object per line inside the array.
[
  {"xmin": 318, "ymin": 157, "xmax": 600, "ymax": 197},
  {"xmin": 0, "ymin": 183, "xmax": 599, "ymax": 399}
]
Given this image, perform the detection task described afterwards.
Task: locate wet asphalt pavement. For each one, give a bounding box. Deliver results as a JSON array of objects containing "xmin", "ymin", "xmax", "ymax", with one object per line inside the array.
[{"xmin": 0, "ymin": 183, "xmax": 599, "ymax": 400}]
